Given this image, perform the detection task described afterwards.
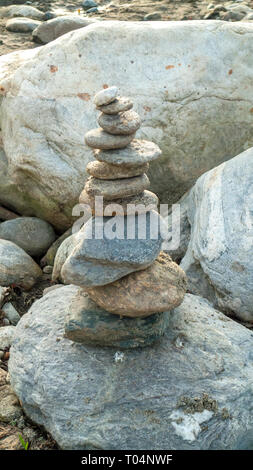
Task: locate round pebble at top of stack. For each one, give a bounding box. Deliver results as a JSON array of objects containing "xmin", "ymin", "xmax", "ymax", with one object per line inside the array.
[
  {"xmin": 93, "ymin": 86, "xmax": 118, "ymax": 107},
  {"xmin": 86, "ymin": 160, "xmax": 149, "ymax": 179},
  {"xmin": 95, "ymin": 139, "xmax": 162, "ymax": 166},
  {"xmin": 85, "ymin": 128, "xmax": 134, "ymax": 149},
  {"xmin": 96, "ymin": 97, "xmax": 133, "ymax": 115}
]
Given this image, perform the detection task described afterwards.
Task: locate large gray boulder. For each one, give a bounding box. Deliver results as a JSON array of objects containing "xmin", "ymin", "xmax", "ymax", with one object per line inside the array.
[
  {"xmin": 180, "ymin": 147, "xmax": 253, "ymax": 323},
  {"xmin": 8, "ymin": 286, "xmax": 253, "ymax": 450},
  {"xmin": 1, "ymin": 21, "xmax": 253, "ymax": 230}
]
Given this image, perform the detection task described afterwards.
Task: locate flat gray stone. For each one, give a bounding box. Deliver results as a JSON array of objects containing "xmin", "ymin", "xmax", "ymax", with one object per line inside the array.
[
  {"xmin": 95, "ymin": 139, "xmax": 162, "ymax": 166},
  {"xmin": 0, "ymin": 217, "xmax": 55, "ymax": 258},
  {"xmin": 61, "ymin": 212, "xmax": 164, "ymax": 287},
  {"xmin": 94, "ymin": 87, "xmax": 118, "ymax": 107},
  {"xmin": 86, "ymin": 160, "xmax": 149, "ymax": 179},
  {"xmin": 79, "ymin": 189, "xmax": 159, "ymax": 216},
  {"xmin": 84, "ymin": 174, "xmax": 150, "ymax": 200},
  {"xmin": 8, "ymin": 288, "xmax": 253, "ymax": 450},
  {"xmin": 65, "ymin": 288, "xmax": 169, "ymax": 348},
  {"xmin": 98, "ymin": 110, "xmax": 141, "ymax": 135},
  {"xmin": 97, "ymin": 97, "xmax": 133, "ymax": 115},
  {"xmin": 85, "ymin": 128, "xmax": 134, "ymax": 150}
]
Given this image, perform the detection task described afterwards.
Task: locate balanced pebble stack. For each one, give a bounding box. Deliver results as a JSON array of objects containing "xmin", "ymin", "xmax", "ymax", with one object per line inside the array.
[{"xmin": 62, "ymin": 86, "xmax": 187, "ymax": 349}]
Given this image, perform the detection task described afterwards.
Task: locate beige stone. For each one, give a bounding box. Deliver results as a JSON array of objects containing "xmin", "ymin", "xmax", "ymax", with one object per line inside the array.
[
  {"xmin": 86, "ymin": 160, "xmax": 149, "ymax": 179},
  {"xmin": 84, "ymin": 174, "xmax": 150, "ymax": 200},
  {"xmin": 95, "ymin": 139, "xmax": 161, "ymax": 166},
  {"xmin": 86, "ymin": 252, "xmax": 188, "ymax": 317}
]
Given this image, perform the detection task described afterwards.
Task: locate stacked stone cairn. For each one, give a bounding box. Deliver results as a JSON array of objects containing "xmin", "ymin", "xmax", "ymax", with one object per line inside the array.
[{"xmin": 62, "ymin": 86, "xmax": 187, "ymax": 349}]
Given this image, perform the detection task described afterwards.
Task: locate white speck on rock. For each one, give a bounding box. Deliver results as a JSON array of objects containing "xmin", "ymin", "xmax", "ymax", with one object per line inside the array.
[
  {"xmin": 170, "ymin": 409, "xmax": 213, "ymax": 442},
  {"xmin": 114, "ymin": 351, "xmax": 125, "ymax": 363}
]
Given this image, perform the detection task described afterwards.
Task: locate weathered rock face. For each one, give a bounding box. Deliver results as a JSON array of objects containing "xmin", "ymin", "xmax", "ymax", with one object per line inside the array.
[
  {"xmin": 179, "ymin": 147, "xmax": 253, "ymax": 323},
  {"xmin": 9, "ymin": 287, "xmax": 253, "ymax": 450},
  {"xmin": 1, "ymin": 21, "xmax": 253, "ymax": 230}
]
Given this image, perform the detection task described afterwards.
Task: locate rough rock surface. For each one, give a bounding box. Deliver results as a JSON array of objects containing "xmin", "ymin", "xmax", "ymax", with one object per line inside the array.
[
  {"xmin": 52, "ymin": 233, "xmax": 78, "ymax": 282},
  {"xmin": 86, "ymin": 252, "xmax": 187, "ymax": 317},
  {"xmin": 2, "ymin": 21, "xmax": 253, "ymax": 228},
  {"xmin": 85, "ymin": 128, "xmax": 134, "ymax": 150},
  {"xmin": 8, "ymin": 288, "xmax": 253, "ymax": 450},
  {"xmin": 79, "ymin": 189, "xmax": 158, "ymax": 216},
  {"xmin": 0, "ymin": 217, "xmax": 55, "ymax": 257},
  {"xmin": 85, "ymin": 174, "xmax": 150, "ymax": 199},
  {"xmin": 0, "ymin": 239, "xmax": 42, "ymax": 289},
  {"xmin": 41, "ymin": 228, "xmax": 72, "ymax": 267},
  {"xmin": 180, "ymin": 148, "xmax": 253, "ymax": 323},
  {"xmin": 86, "ymin": 160, "xmax": 149, "ymax": 179},
  {"xmin": 32, "ymin": 16, "xmax": 96, "ymax": 44},
  {"xmin": 6, "ymin": 17, "xmax": 41, "ymax": 33},
  {"xmin": 65, "ymin": 287, "xmax": 169, "ymax": 348},
  {"xmin": 0, "ymin": 325, "xmax": 15, "ymax": 350}
]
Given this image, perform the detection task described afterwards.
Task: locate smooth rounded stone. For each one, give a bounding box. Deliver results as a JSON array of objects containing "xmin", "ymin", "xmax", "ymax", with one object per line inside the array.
[
  {"xmin": 0, "ymin": 5, "xmax": 44, "ymax": 19},
  {"xmin": 98, "ymin": 110, "xmax": 141, "ymax": 136},
  {"xmin": 65, "ymin": 288, "xmax": 169, "ymax": 349},
  {"xmin": 9, "ymin": 287, "xmax": 253, "ymax": 450},
  {"xmin": 95, "ymin": 139, "xmax": 162, "ymax": 167},
  {"xmin": 0, "ymin": 239, "xmax": 42, "ymax": 290},
  {"xmin": 86, "ymin": 252, "xmax": 187, "ymax": 317},
  {"xmin": 0, "ymin": 217, "xmax": 55, "ymax": 258},
  {"xmin": 84, "ymin": 174, "xmax": 150, "ymax": 200},
  {"xmin": 79, "ymin": 189, "xmax": 158, "ymax": 216},
  {"xmin": 85, "ymin": 128, "xmax": 134, "ymax": 150},
  {"xmin": 32, "ymin": 16, "xmax": 96, "ymax": 44},
  {"xmin": 94, "ymin": 86, "xmax": 118, "ymax": 107},
  {"xmin": 0, "ymin": 326, "xmax": 15, "ymax": 350},
  {"xmin": 97, "ymin": 97, "xmax": 133, "ymax": 115},
  {"xmin": 2, "ymin": 303, "xmax": 20, "ymax": 326},
  {"xmin": 6, "ymin": 17, "xmax": 41, "ymax": 33},
  {"xmin": 86, "ymin": 160, "xmax": 149, "ymax": 179}
]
